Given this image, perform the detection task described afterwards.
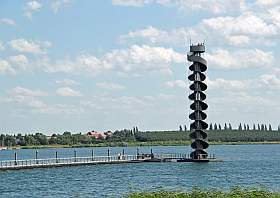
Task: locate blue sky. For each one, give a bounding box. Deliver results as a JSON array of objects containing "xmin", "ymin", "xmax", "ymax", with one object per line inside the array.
[{"xmin": 0, "ymin": 0, "xmax": 280, "ymax": 134}]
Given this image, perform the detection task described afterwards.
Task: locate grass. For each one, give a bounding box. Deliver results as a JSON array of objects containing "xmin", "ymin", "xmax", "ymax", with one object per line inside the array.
[{"xmin": 127, "ymin": 187, "xmax": 280, "ymax": 198}]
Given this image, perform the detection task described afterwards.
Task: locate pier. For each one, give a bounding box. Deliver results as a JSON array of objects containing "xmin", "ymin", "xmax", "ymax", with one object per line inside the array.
[{"xmin": 0, "ymin": 153, "xmax": 221, "ymax": 171}]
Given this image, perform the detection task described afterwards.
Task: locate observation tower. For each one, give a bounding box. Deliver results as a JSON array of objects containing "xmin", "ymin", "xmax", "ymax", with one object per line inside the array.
[{"xmin": 187, "ymin": 43, "xmax": 209, "ymax": 160}]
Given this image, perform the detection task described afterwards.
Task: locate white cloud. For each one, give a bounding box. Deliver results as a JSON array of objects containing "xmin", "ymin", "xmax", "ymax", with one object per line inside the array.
[
  {"xmin": 201, "ymin": 12, "xmax": 278, "ymax": 37},
  {"xmin": 120, "ymin": 11, "xmax": 280, "ymax": 48},
  {"xmin": 46, "ymin": 45, "xmax": 183, "ymax": 76},
  {"xmin": 9, "ymin": 39, "xmax": 51, "ymax": 54},
  {"xmin": 51, "ymin": 0, "xmax": 71, "ymax": 13},
  {"xmin": 255, "ymin": 0, "xmax": 280, "ymax": 6},
  {"xmin": 0, "ymin": 59, "xmax": 15, "ymax": 74},
  {"xmin": 195, "ymin": 12, "xmax": 279, "ymax": 46},
  {"xmin": 206, "ymin": 48, "xmax": 274, "ymax": 70},
  {"xmin": 165, "ymin": 80, "xmax": 187, "ymax": 89},
  {"xmin": 166, "ymin": 74, "xmax": 280, "ymax": 92},
  {"xmin": 105, "ymin": 45, "xmax": 183, "ymax": 75},
  {"xmin": 11, "ymin": 86, "xmax": 48, "ymax": 97},
  {"xmin": 96, "ymin": 82, "xmax": 126, "ymax": 90},
  {"xmin": 259, "ymin": 74, "xmax": 280, "ymax": 88},
  {"xmin": 120, "ymin": 26, "xmax": 165, "ymax": 43},
  {"xmin": 0, "ymin": 55, "xmax": 31, "ymax": 75},
  {"xmin": 112, "ymin": 0, "xmax": 153, "ymax": 7},
  {"xmin": 56, "ymin": 87, "xmax": 82, "ymax": 97},
  {"xmin": 112, "ymin": 0, "xmax": 245, "ymax": 14},
  {"xmin": 267, "ymin": 7, "xmax": 280, "ymax": 28},
  {"xmin": 0, "ymin": 18, "xmax": 16, "ymax": 26},
  {"xmin": 24, "ymin": 1, "xmax": 42, "ymax": 19},
  {"xmin": 3, "ymin": 86, "xmax": 83, "ymax": 115},
  {"xmin": 5, "ymin": 94, "xmax": 83, "ymax": 115},
  {"xmin": 207, "ymin": 78, "xmax": 249, "ymax": 91},
  {"xmin": 119, "ymin": 26, "xmax": 188, "ymax": 46},
  {"xmin": 55, "ymin": 79, "xmax": 80, "ymax": 86},
  {"xmin": 29, "ymin": 102, "xmax": 83, "ymax": 114},
  {"xmin": 226, "ymin": 35, "xmax": 250, "ymax": 46},
  {"xmin": 8, "ymin": 55, "xmax": 29, "ymax": 70},
  {"xmin": 47, "ymin": 54, "xmax": 112, "ymax": 74}
]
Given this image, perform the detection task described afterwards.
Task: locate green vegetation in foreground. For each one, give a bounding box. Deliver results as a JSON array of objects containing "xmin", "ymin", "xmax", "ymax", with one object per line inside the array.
[{"xmin": 127, "ymin": 187, "xmax": 280, "ymax": 198}]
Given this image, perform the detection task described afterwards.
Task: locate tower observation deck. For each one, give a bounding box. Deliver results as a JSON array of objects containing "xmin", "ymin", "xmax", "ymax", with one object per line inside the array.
[{"xmin": 187, "ymin": 43, "xmax": 209, "ymax": 160}]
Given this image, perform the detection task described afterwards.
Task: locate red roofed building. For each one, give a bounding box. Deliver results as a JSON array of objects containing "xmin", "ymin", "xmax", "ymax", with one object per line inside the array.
[{"xmin": 86, "ymin": 131, "xmax": 105, "ymax": 139}]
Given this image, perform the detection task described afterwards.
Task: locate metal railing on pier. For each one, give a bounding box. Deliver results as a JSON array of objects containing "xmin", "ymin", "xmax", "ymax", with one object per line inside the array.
[
  {"xmin": 0, "ymin": 152, "xmax": 218, "ymax": 170},
  {"xmin": 0, "ymin": 154, "xmax": 138, "ymax": 169}
]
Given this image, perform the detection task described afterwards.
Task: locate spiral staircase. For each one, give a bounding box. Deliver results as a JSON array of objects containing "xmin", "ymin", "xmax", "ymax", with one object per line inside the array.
[{"xmin": 187, "ymin": 44, "xmax": 209, "ymax": 160}]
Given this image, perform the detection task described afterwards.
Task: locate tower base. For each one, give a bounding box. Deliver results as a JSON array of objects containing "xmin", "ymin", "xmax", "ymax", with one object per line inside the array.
[{"xmin": 177, "ymin": 158, "xmax": 223, "ymax": 163}]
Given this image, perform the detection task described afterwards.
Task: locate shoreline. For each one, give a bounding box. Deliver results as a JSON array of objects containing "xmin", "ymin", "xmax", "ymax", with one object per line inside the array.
[{"xmin": 2, "ymin": 140, "xmax": 280, "ymax": 150}]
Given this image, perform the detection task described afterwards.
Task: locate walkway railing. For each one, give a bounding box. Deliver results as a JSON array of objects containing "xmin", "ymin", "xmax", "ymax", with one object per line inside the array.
[
  {"xmin": 0, "ymin": 153, "xmax": 218, "ymax": 170},
  {"xmin": 0, "ymin": 154, "xmax": 138, "ymax": 169}
]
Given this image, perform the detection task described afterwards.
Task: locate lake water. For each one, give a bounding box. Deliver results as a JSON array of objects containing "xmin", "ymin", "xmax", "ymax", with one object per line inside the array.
[{"xmin": 0, "ymin": 144, "xmax": 279, "ymax": 197}]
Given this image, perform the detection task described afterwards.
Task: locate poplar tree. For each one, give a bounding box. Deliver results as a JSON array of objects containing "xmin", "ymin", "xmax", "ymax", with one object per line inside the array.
[
  {"xmin": 224, "ymin": 123, "xmax": 227, "ymax": 130},
  {"xmin": 238, "ymin": 123, "xmax": 242, "ymax": 131},
  {"xmin": 261, "ymin": 124, "xmax": 264, "ymax": 131},
  {"xmin": 269, "ymin": 124, "xmax": 272, "ymax": 131},
  {"xmin": 228, "ymin": 123, "xmax": 232, "ymax": 130},
  {"xmin": 209, "ymin": 123, "xmax": 213, "ymax": 130},
  {"xmin": 214, "ymin": 123, "xmax": 218, "ymax": 130}
]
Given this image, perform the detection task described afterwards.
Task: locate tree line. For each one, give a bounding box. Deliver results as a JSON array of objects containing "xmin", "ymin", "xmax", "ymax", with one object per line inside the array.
[
  {"xmin": 179, "ymin": 123, "xmax": 280, "ymax": 131},
  {"xmin": 1, "ymin": 124, "xmax": 280, "ymax": 147}
]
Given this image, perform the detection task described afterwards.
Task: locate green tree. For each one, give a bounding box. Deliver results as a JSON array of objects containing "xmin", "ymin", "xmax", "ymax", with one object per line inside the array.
[
  {"xmin": 261, "ymin": 124, "xmax": 264, "ymax": 131},
  {"xmin": 238, "ymin": 123, "xmax": 242, "ymax": 131},
  {"xmin": 209, "ymin": 123, "xmax": 213, "ymax": 130},
  {"xmin": 34, "ymin": 133, "xmax": 48, "ymax": 145},
  {"xmin": 214, "ymin": 123, "xmax": 218, "ymax": 130},
  {"xmin": 269, "ymin": 124, "xmax": 272, "ymax": 131},
  {"xmin": 228, "ymin": 123, "xmax": 232, "ymax": 130}
]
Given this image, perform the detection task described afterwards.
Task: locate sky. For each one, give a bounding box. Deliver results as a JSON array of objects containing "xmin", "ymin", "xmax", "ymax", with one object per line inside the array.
[{"xmin": 0, "ymin": 0, "xmax": 280, "ymax": 134}]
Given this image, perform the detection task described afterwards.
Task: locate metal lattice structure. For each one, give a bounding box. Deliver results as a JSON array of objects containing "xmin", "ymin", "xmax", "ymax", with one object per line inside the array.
[{"xmin": 187, "ymin": 43, "xmax": 209, "ymax": 159}]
